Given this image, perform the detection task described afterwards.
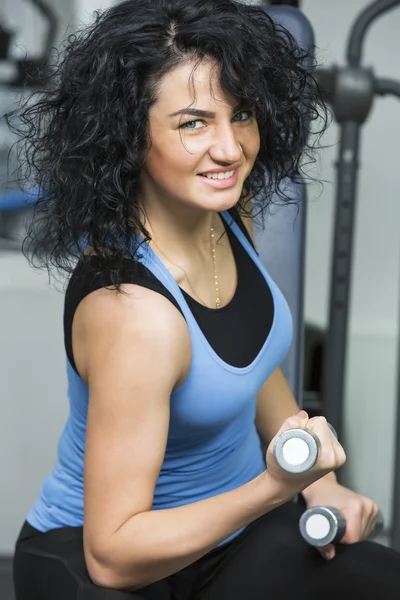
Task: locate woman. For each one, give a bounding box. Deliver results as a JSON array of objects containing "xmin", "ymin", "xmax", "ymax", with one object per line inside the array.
[{"xmin": 10, "ymin": 0, "xmax": 400, "ymax": 598}]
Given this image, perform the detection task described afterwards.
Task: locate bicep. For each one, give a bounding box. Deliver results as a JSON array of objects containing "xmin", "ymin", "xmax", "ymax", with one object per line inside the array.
[
  {"xmin": 84, "ymin": 332, "xmax": 171, "ymax": 537},
  {"xmin": 72, "ymin": 285, "xmax": 190, "ymax": 560}
]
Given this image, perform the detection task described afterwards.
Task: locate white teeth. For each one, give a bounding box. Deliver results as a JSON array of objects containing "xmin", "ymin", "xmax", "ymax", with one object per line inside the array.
[{"xmin": 204, "ymin": 170, "xmax": 235, "ymax": 180}]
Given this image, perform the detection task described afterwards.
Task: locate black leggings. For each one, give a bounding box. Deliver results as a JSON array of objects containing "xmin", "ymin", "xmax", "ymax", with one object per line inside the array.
[{"xmin": 13, "ymin": 502, "xmax": 400, "ymax": 600}]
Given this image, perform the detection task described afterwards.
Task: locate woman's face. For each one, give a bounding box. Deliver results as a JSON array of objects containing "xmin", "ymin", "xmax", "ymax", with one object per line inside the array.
[{"xmin": 140, "ymin": 59, "xmax": 260, "ymax": 214}]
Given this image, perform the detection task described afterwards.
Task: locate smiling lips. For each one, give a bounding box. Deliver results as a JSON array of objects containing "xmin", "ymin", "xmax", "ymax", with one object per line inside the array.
[
  {"xmin": 202, "ymin": 169, "xmax": 235, "ymax": 180},
  {"xmin": 198, "ymin": 168, "xmax": 239, "ymax": 189}
]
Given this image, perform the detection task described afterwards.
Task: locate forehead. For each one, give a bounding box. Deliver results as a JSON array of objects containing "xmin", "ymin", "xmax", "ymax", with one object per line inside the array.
[{"xmin": 152, "ymin": 59, "xmax": 237, "ymax": 113}]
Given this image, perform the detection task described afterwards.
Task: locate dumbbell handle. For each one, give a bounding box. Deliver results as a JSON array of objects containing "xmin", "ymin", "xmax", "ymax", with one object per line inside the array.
[
  {"xmin": 299, "ymin": 506, "xmax": 384, "ymax": 546},
  {"xmin": 273, "ymin": 423, "xmax": 337, "ymax": 474}
]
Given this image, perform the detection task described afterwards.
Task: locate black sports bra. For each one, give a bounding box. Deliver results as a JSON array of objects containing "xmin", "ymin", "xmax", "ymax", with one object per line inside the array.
[{"xmin": 64, "ymin": 214, "xmax": 275, "ymax": 372}]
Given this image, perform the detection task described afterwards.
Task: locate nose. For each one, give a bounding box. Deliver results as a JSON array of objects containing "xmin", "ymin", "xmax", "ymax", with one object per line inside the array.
[{"xmin": 209, "ymin": 123, "xmax": 243, "ymax": 164}]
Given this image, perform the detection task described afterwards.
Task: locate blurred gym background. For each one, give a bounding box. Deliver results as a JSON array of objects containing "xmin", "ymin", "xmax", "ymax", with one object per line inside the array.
[{"xmin": 1, "ymin": 0, "xmax": 400, "ymax": 597}]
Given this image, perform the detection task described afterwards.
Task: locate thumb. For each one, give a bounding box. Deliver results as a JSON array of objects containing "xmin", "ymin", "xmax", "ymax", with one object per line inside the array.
[
  {"xmin": 317, "ymin": 544, "xmax": 336, "ymax": 561},
  {"xmin": 278, "ymin": 410, "xmax": 309, "ymax": 434}
]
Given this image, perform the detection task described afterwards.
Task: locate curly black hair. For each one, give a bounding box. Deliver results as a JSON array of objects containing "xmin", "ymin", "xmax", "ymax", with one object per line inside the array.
[{"xmin": 7, "ymin": 0, "xmax": 327, "ymax": 287}]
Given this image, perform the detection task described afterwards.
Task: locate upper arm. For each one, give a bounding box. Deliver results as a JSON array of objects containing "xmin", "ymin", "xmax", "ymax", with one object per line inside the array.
[{"xmin": 72, "ymin": 285, "xmax": 191, "ymax": 566}]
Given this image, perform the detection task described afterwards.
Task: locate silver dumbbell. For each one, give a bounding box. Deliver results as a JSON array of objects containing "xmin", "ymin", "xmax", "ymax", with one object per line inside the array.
[
  {"xmin": 273, "ymin": 423, "xmax": 338, "ymax": 474},
  {"xmin": 299, "ymin": 506, "xmax": 384, "ymax": 546}
]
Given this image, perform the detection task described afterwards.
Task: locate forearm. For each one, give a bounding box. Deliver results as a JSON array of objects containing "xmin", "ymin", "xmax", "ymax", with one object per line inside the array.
[
  {"xmin": 91, "ymin": 472, "xmax": 291, "ymax": 591},
  {"xmin": 255, "ymin": 368, "xmax": 300, "ymax": 447}
]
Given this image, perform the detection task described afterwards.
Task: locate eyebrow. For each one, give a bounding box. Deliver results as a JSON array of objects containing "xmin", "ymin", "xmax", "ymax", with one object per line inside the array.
[{"xmin": 168, "ymin": 103, "xmax": 245, "ymax": 119}]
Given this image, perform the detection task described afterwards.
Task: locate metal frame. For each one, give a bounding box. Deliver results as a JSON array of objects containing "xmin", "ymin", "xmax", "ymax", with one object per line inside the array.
[{"xmin": 315, "ymin": 0, "xmax": 400, "ymax": 548}]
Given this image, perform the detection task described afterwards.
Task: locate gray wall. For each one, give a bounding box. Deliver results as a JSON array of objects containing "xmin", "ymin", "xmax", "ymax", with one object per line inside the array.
[{"xmin": 0, "ymin": 265, "xmax": 67, "ymax": 554}]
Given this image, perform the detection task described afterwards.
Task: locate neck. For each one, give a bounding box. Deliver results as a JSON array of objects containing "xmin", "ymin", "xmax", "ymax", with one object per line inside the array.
[
  {"xmin": 138, "ymin": 198, "xmax": 228, "ymax": 311},
  {"xmin": 141, "ymin": 199, "xmax": 222, "ymax": 259}
]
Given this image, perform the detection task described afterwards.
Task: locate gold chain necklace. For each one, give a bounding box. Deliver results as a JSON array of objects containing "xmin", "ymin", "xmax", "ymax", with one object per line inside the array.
[
  {"xmin": 210, "ymin": 227, "xmax": 220, "ymax": 309},
  {"xmin": 150, "ymin": 227, "xmax": 221, "ymax": 310}
]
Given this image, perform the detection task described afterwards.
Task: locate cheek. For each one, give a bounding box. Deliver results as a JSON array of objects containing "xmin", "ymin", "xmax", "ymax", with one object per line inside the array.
[
  {"xmin": 145, "ymin": 138, "xmax": 199, "ymax": 184},
  {"xmin": 245, "ymin": 127, "xmax": 261, "ymax": 158}
]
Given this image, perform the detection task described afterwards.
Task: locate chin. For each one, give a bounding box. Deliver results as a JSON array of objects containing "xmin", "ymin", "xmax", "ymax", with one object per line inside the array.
[
  {"xmin": 189, "ymin": 191, "xmax": 242, "ymax": 214},
  {"xmin": 208, "ymin": 195, "xmax": 242, "ymax": 213}
]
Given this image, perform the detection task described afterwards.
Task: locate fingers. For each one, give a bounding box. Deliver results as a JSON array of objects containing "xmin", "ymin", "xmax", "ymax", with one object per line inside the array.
[
  {"xmin": 267, "ymin": 412, "xmax": 346, "ymax": 493},
  {"xmin": 362, "ymin": 499, "xmax": 380, "ymax": 540},
  {"xmin": 307, "ymin": 415, "xmax": 338, "ymax": 446},
  {"xmin": 317, "ymin": 543, "xmax": 336, "ymax": 561},
  {"xmin": 276, "ymin": 410, "xmax": 309, "ymax": 436},
  {"xmin": 274, "ymin": 413, "xmax": 336, "ymax": 449},
  {"xmin": 269, "ymin": 412, "xmax": 346, "ymax": 476},
  {"xmin": 306, "ymin": 416, "xmax": 347, "ymax": 470},
  {"xmin": 341, "ymin": 498, "xmax": 380, "ymax": 543}
]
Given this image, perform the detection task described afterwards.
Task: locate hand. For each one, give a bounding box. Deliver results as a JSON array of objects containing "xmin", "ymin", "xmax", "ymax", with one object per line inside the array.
[
  {"xmin": 266, "ymin": 411, "xmax": 346, "ymax": 493},
  {"xmin": 302, "ymin": 479, "xmax": 380, "ymax": 560}
]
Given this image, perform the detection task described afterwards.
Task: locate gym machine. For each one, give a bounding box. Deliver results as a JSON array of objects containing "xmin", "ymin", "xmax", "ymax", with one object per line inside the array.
[
  {"xmin": 0, "ymin": 0, "xmax": 57, "ymax": 250},
  {"xmin": 0, "ymin": 0, "xmax": 57, "ymax": 88},
  {"xmin": 309, "ymin": 0, "xmax": 400, "ymax": 549}
]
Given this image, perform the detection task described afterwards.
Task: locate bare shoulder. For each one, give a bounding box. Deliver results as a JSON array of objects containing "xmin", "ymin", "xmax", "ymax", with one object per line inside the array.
[{"xmin": 72, "ymin": 283, "xmax": 191, "ymax": 387}]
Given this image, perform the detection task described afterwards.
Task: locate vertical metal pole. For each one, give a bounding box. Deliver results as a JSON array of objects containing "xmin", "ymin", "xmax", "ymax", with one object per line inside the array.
[
  {"xmin": 391, "ymin": 339, "xmax": 400, "ymax": 549},
  {"xmin": 322, "ymin": 122, "xmax": 361, "ymax": 444}
]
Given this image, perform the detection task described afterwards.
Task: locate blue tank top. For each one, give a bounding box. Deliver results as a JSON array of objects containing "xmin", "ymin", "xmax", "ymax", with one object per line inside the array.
[{"xmin": 27, "ymin": 211, "xmax": 293, "ymax": 544}]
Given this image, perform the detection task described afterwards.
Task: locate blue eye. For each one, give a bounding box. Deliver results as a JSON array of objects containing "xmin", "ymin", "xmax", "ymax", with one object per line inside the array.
[
  {"xmin": 180, "ymin": 120, "xmax": 205, "ymax": 130},
  {"xmin": 179, "ymin": 110, "xmax": 253, "ymax": 130},
  {"xmin": 233, "ymin": 110, "xmax": 253, "ymax": 122}
]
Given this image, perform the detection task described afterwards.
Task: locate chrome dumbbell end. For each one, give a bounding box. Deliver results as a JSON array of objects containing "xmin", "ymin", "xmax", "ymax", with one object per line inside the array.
[
  {"xmin": 273, "ymin": 421, "xmax": 338, "ymax": 474},
  {"xmin": 299, "ymin": 506, "xmax": 346, "ymax": 546},
  {"xmin": 273, "ymin": 428, "xmax": 321, "ymax": 474},
  {"xmin": 299, "ymin": 506, "xmax": 385, "ymax": 546}
]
